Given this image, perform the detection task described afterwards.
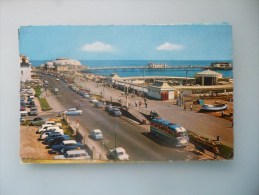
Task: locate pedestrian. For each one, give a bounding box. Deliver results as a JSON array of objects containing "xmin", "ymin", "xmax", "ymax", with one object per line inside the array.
[
  {"xmin": 190, "ymin": 104, "xmax": 193, "ymax": 111},
  {"xmin": 135, "ymin": 100, "xmax": 138, "ymax": 107},
  {"xmin": 110, "ymin": 96, "xmax": 112, "ymax": 103}
]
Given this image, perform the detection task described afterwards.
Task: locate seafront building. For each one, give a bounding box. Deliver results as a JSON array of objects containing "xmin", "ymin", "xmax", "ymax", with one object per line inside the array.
[
  {"xmin": 20, "ymin": 54, "xmax": 32, "ymax": 82},
  {"xmin": 42, "ymin": 58, "xmax": 86, "ymax": 72},
  {"xmin": 105, "ymin": 71, "xmax": 233, "ymax": 101}
]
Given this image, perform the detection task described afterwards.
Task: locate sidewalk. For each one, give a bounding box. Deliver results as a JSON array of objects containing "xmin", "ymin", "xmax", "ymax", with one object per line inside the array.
[{"xmin": 67, "ymin": 118, "xmax": 108, "ymax": 160}]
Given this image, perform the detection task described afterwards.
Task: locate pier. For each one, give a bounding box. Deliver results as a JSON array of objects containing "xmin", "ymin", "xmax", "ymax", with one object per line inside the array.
[{"xmin": 84, "ymin": 65, "xmax": 208, "ymax": 72}]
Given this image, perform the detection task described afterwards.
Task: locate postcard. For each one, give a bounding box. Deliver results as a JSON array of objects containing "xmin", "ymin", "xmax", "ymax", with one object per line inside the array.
[{"xmin": 19, "ymin": 24, "xmax": 233, "ymax": 163}]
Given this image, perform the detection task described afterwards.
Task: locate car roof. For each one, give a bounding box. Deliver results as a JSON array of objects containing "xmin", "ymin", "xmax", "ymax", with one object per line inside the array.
[
  {"xmin": 115, "ymin": 147, "xmax": 126, "ymax": 153},
  {"xmin": 63, "ymin": 140, "xmax": 77, "ymax": 145},
  {"xmin": 92, "ymin": 129, "xmax": 102, "ymax": 133},
  {"xmin": 66, "ymin": 150, "xmax": 86, "ymax": 155}
]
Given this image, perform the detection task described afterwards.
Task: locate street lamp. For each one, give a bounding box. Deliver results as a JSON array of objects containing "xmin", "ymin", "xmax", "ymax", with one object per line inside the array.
[
  {"xmin": 185, "ymin": 70, "xmax": 189, "ymax": 85},
  {"xmin": 114, "ymin": 122, "xmax": 119, "ymax": 151}
]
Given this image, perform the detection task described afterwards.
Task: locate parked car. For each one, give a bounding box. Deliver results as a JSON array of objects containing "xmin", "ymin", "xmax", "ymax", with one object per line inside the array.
[
  {"xmin": 27, "ymin": 101, "xmax": 36, "ymax": 108},
  {"xmin": 89, "ymin": 97, "xmax": 97, "ymax": 103},
  {"xmin": 94, "ymin": 101, "xmax": 104, "ymax": 108},
  {"xmin": 40, "ymin": 126, "xmax": 62, "ymax": 134},
  {"xmin": 64, "ymin": 108, "xmax": 82, "ymax": 116},
  {"xmin": 20, "ymin": 105, "xmax": 26, "ymax": 111},
  {"xmin": 28, "ymin": 107, "xmax": 38, "ymax": 116},
  {"xmin": 108, "ymin": 147, "xmax": 129, "ymax": 161},
  {"xmin": 20, "ymin": 110, "xmax": 27, "ymax": 116},
  {"xmin": 105, "ymin": 104, "xmax": 113, "ymax": 112},
  {"xmin": 82, "ymin": 93, "xmax": 90, "ymax": 99},
  {"xmin": 20, "ymin": 117, "xmax": 25, "ymax": 123},
  {"xmin": 48, "ymin": 135, "xmax": 70, "ymax": 147},
  {"xmin": 43, "ymin": 132, "xmax": 65, "ymax": 144},
  {"xmin": 30, "ymin": 117, "xmax": 45, "ymax": 126},
  {"xmin": 50, "ymin": 140, "xmax": 83, "ymax": 154},
  {"xmin": 37, "ymin": 124, "xmax": 54, "ymax": 133},
  {"xmin": 53, "ymin": 150, "xmax": 91, "ymax": 160},
  {"xmin": 90, "ymin": 129, "xmax": 103, "ymax": 140},
  {"xmin": 110, "ymin": 107, "xmax": 122, "ymax": 116},
  {"xmin": 41, "ymin": 129, "xmax": 64, "ymax": 140}
]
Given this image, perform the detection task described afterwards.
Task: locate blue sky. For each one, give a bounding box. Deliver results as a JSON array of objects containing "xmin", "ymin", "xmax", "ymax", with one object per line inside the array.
[{"xmin": 19, "ymin": 24, "xmax": 232, "ymax": 60}]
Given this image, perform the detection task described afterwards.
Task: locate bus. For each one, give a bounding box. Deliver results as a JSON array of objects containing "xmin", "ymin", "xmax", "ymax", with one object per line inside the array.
[{"xmin": 150, "ymin": 118, "xmax": 189, "ymax": 147}]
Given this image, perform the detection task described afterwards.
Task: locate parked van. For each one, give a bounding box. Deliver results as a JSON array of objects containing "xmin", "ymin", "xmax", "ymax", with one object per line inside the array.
[{"xmin": 53, "ymin": 150, "xmax": 91, "ymax": 160}]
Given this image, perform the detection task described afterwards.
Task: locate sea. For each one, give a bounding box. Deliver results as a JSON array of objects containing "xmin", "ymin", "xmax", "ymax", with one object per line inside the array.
[{"xmin": 30, "ymin": 60, "xmax": 233, "ymax": 78}]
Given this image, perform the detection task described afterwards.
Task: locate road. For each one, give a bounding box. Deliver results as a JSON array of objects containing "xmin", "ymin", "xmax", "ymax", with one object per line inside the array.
[{"xmin": 44, "ymin": 75, "xmax": 201, "ymax": 161}]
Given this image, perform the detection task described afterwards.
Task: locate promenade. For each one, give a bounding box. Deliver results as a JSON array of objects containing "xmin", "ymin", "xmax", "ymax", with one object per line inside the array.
[{"xmin": 74, "ymin": 75, "xmax": 233, "ymax": 148}]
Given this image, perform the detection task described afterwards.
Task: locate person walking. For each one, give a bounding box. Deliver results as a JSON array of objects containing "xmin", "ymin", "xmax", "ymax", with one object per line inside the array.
[{"xmin": 135, "ymin": 100, "xmax": 138, "ymax": 107}]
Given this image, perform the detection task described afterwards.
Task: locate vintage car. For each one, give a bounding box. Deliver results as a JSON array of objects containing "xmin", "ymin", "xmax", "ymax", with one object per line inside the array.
[
  {"xmin": 64, "ymin": 108, "xmax": 82, "ymax": 116},
  {"xmin": 108, "ymin": 147, "xmax": 129, "ymax": 161}
]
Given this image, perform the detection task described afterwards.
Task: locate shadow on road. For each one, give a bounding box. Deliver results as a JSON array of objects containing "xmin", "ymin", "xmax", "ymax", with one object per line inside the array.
[{"xmin": 141, "ymin": 132, "xmax": 179, "ymax": 149}]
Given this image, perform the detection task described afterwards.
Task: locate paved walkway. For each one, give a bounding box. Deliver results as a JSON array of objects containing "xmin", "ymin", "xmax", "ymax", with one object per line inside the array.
[{"xmin": 74, "ymin": 76, "xmax": 233, "ymax": 148}]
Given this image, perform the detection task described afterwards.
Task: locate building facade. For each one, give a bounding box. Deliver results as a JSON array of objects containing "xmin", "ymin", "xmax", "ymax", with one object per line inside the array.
[{"xmin": 20, "ymin": 55, "xmax": 32, "ymax": 82}]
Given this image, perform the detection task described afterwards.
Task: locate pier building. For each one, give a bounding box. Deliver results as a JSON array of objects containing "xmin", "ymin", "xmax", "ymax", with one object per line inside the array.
[{"xmin": 43, "ymin": 58, "xmax": 86, "ymax": 72}]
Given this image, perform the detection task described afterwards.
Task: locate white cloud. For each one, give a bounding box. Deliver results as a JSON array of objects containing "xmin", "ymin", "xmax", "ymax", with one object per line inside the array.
[
  {"xmin": 156, "ymin": 42, "xmax": 184, "ymax": 51},
  {"xmin": 81, "ymin": 41, "xmax": 114, "ymax": 52}
]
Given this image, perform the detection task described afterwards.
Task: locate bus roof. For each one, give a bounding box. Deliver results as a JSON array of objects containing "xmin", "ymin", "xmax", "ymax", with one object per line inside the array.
[
  {"xmin": 152, "ymin": 118, "xmax": 187, "ymax": 132},
  {"xmin": 168, "ymin": 124, "xmax": 187, "ymax": 132},
  {"xmin": 152, "ymin": 118, "xmax": 175, "ymax": 126}
]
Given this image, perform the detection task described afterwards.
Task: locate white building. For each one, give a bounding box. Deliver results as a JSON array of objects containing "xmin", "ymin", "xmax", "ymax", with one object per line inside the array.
[
  {"xmin": 44, "ymin": 58, "xmax": 86, "ymax": 72},
  {"xmin": 20, "ymin": 55, "xmax": 32, "ymax": 82},
  {"xmin": 195, "ymin": 70, "xmax": 223, "ymax": 86},
  {"xmin": 147, "ymin": 81, "xmax": 175, "ymax": 100}
]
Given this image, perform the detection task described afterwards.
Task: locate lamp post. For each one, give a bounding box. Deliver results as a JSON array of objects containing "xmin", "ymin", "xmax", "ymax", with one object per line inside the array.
[{"xmin": 185, "ymin": 70, "xmax": 189, "ymax": 85}]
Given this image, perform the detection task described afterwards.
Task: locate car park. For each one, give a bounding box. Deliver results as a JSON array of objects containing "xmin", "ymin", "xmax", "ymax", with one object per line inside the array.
[
  {"xmin": 108, "ymin": 147, "xmax": 129, "ymax": 161},
  {"xmin": 50, "ymin": 140, "xmax": 83, "ymax": 154},
  {"xmin": 90, "ymin": 129, "xmax": 103, "ymax": 140},
  {"xmin": 53, "ymin": 150, "xmax": 91, "ymax": 160},
  {"xmin": 30, "ymin": 117, "xmax": 45, "ymax": 126},
  {"xmin": 64, "ymin": 108, "xmax": 82, "ymax": 116}
]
